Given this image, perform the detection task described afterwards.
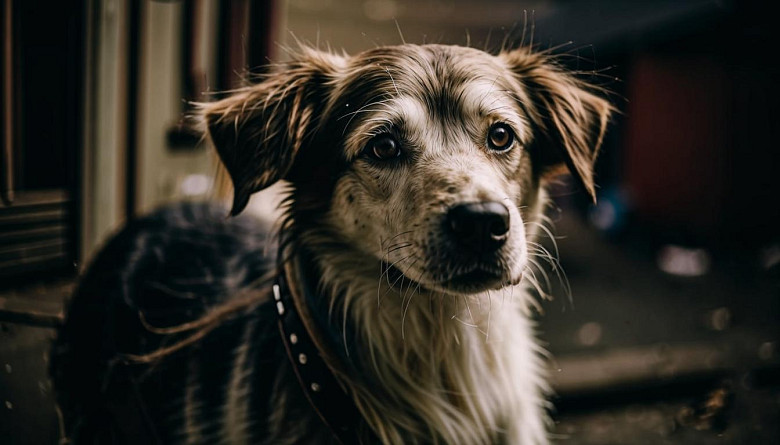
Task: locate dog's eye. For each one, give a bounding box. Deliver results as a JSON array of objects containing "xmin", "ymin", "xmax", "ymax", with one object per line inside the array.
[
  {"xmin": 365, "ymin": 134, "xmax": 401, "ymax": 160},
  {"xmin": 487, "ymin": 123, "xmax": 515, "ymax": 151}
]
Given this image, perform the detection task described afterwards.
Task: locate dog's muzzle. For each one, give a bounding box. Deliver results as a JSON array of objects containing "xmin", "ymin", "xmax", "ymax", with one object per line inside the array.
[
  {"xmin": 384, "ymin": 201, "xmax": 514, "ymax": 293},
  {"xmin": 445, "ymin": 201, "xmax": 510, "ymax": 255}
]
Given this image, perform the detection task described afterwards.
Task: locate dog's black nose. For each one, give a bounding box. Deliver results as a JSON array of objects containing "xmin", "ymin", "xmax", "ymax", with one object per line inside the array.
[{"xmin": 446, "ymin": 202, "xmax": 510, "ymax": 254}]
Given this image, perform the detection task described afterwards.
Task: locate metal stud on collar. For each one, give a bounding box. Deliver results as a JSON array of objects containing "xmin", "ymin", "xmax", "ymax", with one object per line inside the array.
[
  {"xmin": 274, "ymin": 262, "xmax": 369, "ymax": 444},
  {"xmin": 273, "ymin": 284, "xmax": 285, "ymax": 315}
]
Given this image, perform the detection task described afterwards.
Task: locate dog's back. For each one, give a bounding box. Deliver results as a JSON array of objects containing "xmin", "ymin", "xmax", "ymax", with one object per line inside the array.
[{"xmin": 50, "ymin": 203, "xmax": 293, "ymax": 443}]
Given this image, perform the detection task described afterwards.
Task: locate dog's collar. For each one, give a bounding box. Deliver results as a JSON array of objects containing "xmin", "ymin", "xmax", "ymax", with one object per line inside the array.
[{"xmin": 274, "ymin": 252, "xmax": 365, "ymax": 444}]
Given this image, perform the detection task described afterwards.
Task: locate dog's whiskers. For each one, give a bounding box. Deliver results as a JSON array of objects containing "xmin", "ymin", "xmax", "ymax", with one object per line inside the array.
[
  {"xmin": 526, "ymin": 257, "xmax": 553, "ymax": 297},
  {"xmin": 450, "ymin": 315, "xmax": 488, "ymax": 337},
  {"xmin": 382, "ymin": 230, "xmax": 414, "ymax": 247},
  {"xmin": 382, "ymin": 65, "xmax": 401, "ymax": 96},
  {"xmin": 526, "ymin": 240, "xmax": 571, "ymax": 300},
  {"xmin": 461, "ymin": 294, "xmax": 476, "ymax": 325},
  {"xmin": 338, "ymin": 97, "xmax": 395, "ymax": 134},
  {"xmin": 377, "ymin": 256, "xmax": 420, "ymax": 307},
  {"xmin": 525, "ymin": 220, "xmax": 562, "ymax": 258},
  {"xmin": 380, "ymin": 253, "xmax": 415, "ymax": 287},
  {"xmin": 385, "ymin": 242, "xmax": 413, "ymax": 254},
  {"xmin": 520, "ymin": 265, "xmax": 549, "ymax": 313},
  {"xmin": 485, "ymin": 290, "xmax": 493, "ymax": 342},
  {"xmin": 400, "ymin": 266, "xmax": 423, "ymax": 340},
  {"xmin": 477, "ymin": 75, "xmax": 501, "ymax": 109}
]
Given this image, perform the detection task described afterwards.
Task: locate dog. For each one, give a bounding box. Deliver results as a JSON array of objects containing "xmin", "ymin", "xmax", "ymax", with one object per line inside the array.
[{"xmin": 51, "ymin": 43, "xmax": 612, "ymax": 444}]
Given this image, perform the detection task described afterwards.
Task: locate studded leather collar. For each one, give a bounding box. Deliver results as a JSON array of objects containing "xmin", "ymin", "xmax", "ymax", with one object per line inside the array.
[{"xmin": 274, "ymin": 253, "xmax": 366, "ymax": 444}]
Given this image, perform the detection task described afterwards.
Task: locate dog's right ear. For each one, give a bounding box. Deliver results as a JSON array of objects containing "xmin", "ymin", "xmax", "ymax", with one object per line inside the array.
[
  {"xmin": 200, "ymin": 50, "xmax": 345, "ymax": 215},
  {"xmin": 501, "ymin": 48, "xmax": 613, "ymax": 202}
]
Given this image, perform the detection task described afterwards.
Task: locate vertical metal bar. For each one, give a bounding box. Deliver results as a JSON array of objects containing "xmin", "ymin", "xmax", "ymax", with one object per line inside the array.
[
  {"xmin": 248, "ymin": 0, "xmax": 276, "ymax": 76},
  {"xmin": 80, "ymin": 0, "xmax": 96, "ymax": 264},
  {"xmin": 125, "ymin": 0, "xmax": 140, "ymax": 220},
  {"xmin": 218, "ymin": 0, "xmax": 249, "ymax": 92},
  {"xmin": 2, "ymin": 0, "xmax": 15, "ymax": 205}
]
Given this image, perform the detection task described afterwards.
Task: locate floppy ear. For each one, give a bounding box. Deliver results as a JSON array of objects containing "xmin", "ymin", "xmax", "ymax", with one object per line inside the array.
[
  {"xmin": 200, "ymin": 50, "xmax": 344, "ymax": 215},
  {"xmin": 501, "ymin": 49, "xmax": 613, "ymax": 201}
]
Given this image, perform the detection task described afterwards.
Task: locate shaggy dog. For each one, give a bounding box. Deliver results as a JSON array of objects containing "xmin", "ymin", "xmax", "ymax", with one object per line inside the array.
[{"xmin": 52, "ymin": 43, "xmax": 612, "ymax": 444}]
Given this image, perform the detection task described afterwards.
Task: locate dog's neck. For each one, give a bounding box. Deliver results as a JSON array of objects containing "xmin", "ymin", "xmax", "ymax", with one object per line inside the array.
[{"xmin": 290, "ymin": 231, "xmax": 549, "ymax": 444}]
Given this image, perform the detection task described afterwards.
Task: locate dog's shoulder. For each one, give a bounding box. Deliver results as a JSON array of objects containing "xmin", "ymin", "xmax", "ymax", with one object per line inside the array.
[
  {"xmin": 52, "ymin": 202, "xmax": 284, "ymax": 442},
  {"xmin": 61, "ymin": 201, "xmax": 276, "ymax": 353}
]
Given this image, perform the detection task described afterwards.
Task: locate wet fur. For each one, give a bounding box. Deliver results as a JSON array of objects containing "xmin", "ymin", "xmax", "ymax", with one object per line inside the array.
[{"xmin": 53, "ymin": 44, "xmax": 611, "ymax": 444}]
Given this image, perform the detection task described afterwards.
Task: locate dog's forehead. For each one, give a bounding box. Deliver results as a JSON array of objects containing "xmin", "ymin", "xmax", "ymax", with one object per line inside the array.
[
  {"xmin": 334, "ymin": 45, "xmax": 525, "ymax": 155},
  {"xmin": 339, "ymin": 45, "xmax": 512, "ymax": 104}
]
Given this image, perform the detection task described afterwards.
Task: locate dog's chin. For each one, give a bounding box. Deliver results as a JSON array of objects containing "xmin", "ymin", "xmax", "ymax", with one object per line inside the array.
[
  {"xmin": 382, "ymin": 262, "xmax": 517, "ymax": 295},
  {"xmin": 446, "ymin": 268, "xmax": 509, "ymax": 292}
]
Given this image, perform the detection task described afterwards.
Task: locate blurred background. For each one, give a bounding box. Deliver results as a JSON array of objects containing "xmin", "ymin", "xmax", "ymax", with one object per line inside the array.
[{"xmin": 1, "ymin": 0, "xmax": 778, "ymax": 443}]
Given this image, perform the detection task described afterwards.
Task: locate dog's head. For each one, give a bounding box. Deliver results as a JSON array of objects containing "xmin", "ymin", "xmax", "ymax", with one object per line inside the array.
[{"xmin": 202, "ymin": 44, "xmax": 612, "ymax": 295}]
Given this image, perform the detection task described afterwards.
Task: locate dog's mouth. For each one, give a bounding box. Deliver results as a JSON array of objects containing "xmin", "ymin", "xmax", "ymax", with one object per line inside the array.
[
  {"xmin": 447, "ymin": 267, "xmax": 505, "ymax": 289},
  {"xmin": 382, "ymin": 261, "xmax": 510, "ymax": 294}
]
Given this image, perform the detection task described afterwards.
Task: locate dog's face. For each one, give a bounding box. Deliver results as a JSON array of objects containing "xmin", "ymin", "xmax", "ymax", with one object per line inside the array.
[
  {"xmin": 326, "ymin": 46, "xmax": 543, "ymax": 295},
  {"xmin": 203, "ymin": 44, "xmax": 611, "ymax": 295}
]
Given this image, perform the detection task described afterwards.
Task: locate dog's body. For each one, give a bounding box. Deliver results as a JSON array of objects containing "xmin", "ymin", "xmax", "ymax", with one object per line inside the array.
[{"xmin": 52, "ymin": 44, "xmax": 611, "ymax": 444}]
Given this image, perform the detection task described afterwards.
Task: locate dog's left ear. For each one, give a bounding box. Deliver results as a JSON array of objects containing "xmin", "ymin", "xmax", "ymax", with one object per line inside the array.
[
  {"xmin": 501, "ymin": 49, "xmax": 613, "ymax": 201},
  {"xmin": 199, "ymin": 50, "xmax": 345, "ymax": 215}
]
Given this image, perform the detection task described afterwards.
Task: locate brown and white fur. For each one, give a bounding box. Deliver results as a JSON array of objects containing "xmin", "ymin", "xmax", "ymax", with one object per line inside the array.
[{"xmin": 52, "ymin": 43, "xmax": 611, "ymax": 444}]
